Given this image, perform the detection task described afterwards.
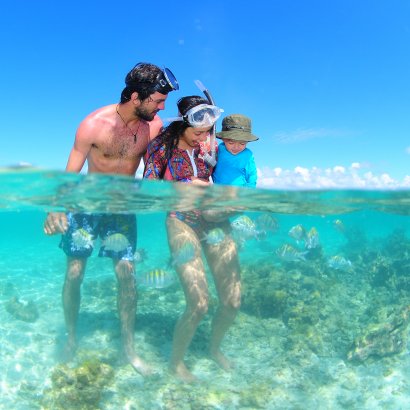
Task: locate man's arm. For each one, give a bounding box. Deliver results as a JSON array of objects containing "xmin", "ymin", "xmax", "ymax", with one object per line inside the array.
[
  {"xmin": 149, "ymin": 114, "xmax": 163, "ymax": 140},
  {"xmin": 44, "ymin": 122, "xmax": 93, "ymax": 235},
  {"xmin": 65, "ymin": 121, "xmax": 94, "ymax": 172}
]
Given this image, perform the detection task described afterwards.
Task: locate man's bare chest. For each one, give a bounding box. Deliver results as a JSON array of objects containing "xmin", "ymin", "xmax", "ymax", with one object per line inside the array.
[{"xmin": 93, "ymin": 132, "xmax": 149, "ymax": 160}]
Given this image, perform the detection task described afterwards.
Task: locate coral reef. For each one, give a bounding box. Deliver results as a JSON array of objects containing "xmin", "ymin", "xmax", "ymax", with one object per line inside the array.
[
  {"xmin": 41, "ymin": 358, "xmax": 114, "ymax": 410},
  {"xmin": 5, "ymin": 296, "xmax": 39, "ymax": 322},
  {"xmin": 347, "ymin": 305, "xmax": 410, "ymax": 362}
]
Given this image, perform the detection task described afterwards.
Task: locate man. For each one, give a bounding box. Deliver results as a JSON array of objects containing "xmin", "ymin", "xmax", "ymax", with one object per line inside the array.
[{"xmin": 43, "ymin": 62, "xmax": 179, "ymax": 376}]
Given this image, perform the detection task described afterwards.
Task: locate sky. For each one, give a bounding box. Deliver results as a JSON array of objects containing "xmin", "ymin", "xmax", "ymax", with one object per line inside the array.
[{"xmin": 0, "ymin": 0, "xmax": 409, "ymax": 189}]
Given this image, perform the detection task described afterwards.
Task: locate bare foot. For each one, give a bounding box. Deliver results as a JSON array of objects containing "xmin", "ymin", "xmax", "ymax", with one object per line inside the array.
[
  {"xmin": 170, "ymin": 362, "xmax": 197, "ymax": 383},
  {"xmin": 210, "ymin": 350, "xmax": 234, "ymax": 371},
  {"xmin": 61, "ymin": 338, "xmax": 76, "ymax": 362},
  {"xmin": 128, "ymin": 354, "xmax": 155, "ymax": 377}
]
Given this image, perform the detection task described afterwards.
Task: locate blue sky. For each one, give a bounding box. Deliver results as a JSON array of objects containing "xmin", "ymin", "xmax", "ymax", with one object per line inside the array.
[{"xmin": 1, "ymin": 0, "xmax": 409, "ymax": 188}]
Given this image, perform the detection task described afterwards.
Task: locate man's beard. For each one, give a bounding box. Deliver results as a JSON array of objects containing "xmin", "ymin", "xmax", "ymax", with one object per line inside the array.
[{"xmin": 134, "ymin": 106, "xmax": 156, "ymax": 122}]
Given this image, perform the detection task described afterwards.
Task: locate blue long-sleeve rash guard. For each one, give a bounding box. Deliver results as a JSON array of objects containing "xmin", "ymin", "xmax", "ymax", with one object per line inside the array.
[{"xmin": 212, "ymin": 142, "xmax": 257, "ymax": 187}]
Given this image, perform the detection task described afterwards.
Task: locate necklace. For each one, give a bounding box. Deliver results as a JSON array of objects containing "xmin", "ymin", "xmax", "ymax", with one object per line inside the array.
[{"xmin": 116, "ymin": 104, "xmax": 140, "ymax": 143}]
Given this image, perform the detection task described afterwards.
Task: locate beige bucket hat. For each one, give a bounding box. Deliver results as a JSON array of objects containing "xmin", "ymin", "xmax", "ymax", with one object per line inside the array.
[{"xmin": 216, "ymin": 114, "xmax": 259, "ymax": 142}]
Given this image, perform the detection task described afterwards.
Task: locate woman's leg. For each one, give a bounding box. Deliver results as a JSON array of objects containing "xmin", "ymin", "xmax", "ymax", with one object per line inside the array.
[
  {"xmin": 204, "ymin": 234, "xmax": 241, "ymax": 370},
  {"xmin": 167, "ymin": 216, "xmax": 208, "ymax": 382}
]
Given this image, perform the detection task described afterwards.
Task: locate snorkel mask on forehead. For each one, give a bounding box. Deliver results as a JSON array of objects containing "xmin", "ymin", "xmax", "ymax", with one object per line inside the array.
[
  {"xmin": 127, "ymin": 64, "xmax": 179, "ymax": 94},
  {"xmin": 184, "ymin": 104, "xmax": 223, "ymax": 127},
  {"xmin": 167, "ymin": 104, "xmax": 223, "ymax": 128},
  {"xmin": 152, "ymin": 67, "xmax": 179, "ymax": 94}
]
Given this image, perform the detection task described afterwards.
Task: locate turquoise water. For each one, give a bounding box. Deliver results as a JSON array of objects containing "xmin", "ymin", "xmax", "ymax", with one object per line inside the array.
[{"xmin": 1, "ymin": 170, "xmax": 410, "ymax": 409}]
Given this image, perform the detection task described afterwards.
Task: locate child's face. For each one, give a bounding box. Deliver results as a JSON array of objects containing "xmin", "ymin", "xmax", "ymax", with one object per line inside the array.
[{"xmin": 223, "ymin": 138, "xmax": 247, "ymax": 155}]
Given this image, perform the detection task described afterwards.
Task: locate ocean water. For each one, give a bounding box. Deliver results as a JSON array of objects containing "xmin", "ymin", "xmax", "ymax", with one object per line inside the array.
[{"xmin": 1, "ymin": 169, "xmax": 410, "ymax": 409}]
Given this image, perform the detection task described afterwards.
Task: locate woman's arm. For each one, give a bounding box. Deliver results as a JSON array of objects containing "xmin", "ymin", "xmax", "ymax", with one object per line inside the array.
[{"xmin": 143, "ymin": 142, "xmax": 167, "ymax": 179}]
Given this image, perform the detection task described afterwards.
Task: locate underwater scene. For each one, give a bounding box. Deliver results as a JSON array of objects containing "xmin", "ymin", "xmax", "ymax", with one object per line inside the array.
[{"xmin": 1, "ymin": 170, "xmax": 410, "ymax": 410}]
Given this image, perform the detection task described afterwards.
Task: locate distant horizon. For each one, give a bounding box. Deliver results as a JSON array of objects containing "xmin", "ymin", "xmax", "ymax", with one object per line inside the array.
[{"xmin": 2, "ymin": 161, "xmax": 410, "ymax": 190}]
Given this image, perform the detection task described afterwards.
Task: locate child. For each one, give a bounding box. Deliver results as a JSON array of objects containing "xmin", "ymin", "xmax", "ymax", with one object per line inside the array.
[{"xmin": 212, "ymin": 114, "xmax": 259, "ymax": 187}]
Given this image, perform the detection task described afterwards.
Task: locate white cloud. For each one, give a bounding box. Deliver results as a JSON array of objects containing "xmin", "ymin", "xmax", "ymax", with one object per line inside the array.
[
  {"xmin": 137, "ymin": 160, "xmax": 408, "ymax": 190},
  {"xmin": 333, "ymin": 166, "xmax": 345, "ymax": 173},
  {"xmin": 257, "ymin": 164, "xmax": 410, "ymax": 189},
  {"xmin": 273, "ymin": 128, "xmax": 349, "ymax": 143}
]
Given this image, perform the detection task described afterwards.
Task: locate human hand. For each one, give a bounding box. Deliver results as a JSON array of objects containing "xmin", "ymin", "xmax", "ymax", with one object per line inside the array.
[
  {"xmin": 43, "ymin": 212, "xmax": 68, "ymax": 235},
  {"xmin": 190, "ymin": 177, "xmax": 210, "ymax": 186}
]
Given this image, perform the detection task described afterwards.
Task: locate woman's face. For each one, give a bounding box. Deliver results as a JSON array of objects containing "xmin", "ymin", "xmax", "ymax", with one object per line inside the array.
[{"xmin": 179, "ymin": 126, "xmax": 212, "ymax": 150}]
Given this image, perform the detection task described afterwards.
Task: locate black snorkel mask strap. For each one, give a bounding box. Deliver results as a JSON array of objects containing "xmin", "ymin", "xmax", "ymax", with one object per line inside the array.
[{"xmin": 194, "ymin": 80, "xmax": 217, "ymax": 167}]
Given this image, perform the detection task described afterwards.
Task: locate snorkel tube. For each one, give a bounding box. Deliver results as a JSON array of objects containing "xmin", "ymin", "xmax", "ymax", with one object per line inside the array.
[{"xmin": 194, "ymin": 80, "xmax": 217, "ymax": 167}]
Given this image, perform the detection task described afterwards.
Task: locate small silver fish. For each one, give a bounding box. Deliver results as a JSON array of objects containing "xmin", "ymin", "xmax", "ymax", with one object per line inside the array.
[
  {"xmin": 71, "ymin": 228, "xmax": 94, "ymax": 249},
  {"xmin": 133, "ymin": 248, "xmax": 147, "ymax": 264},
  {"xmin": 137, "ymin": 269, "xmax": 176, "ymax": 289},
  {"xmin": 333, "ymin": 219, "xmax": 345, "ymax": 233},
  {"xmin": 203, "ymin": 228, "xmax": 225, "ymax": 245},
  {"xmin": 230, "ymin": 215, "xmax": 258, "ymax": 239},
  {"xmin": 288, "ymin": 224, "xmax": 307, "ymax": 243},
  {"xmin": 305, "ymin": 227, "xmax": 320, "ymax": 249},
  {"xmin": 327, "ymin": 255, "xmax": 352, "ymax": 271},
  {"xmin": 276, "ymin": 244, "xmax": 308, "ymax": 262},
  {"xmin": 171, "ymin": 242, "xmax": 196, "ymax": 266},
  {"xmin": 102, "ymin": 233, "xmax": 130, "ymax": 253},
  {"xmin": 255, "ymin": 213, "xmax": 279, "ymax": 233}
]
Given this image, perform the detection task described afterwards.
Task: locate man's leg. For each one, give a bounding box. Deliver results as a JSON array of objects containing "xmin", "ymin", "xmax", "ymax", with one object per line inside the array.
[
  {"xmin": 114, "ymin": 259, "xmax": 153, "ymax": 376},
  {"xmin": 62, "ymin": 256, "xmax": 87, "ymax": 360}
]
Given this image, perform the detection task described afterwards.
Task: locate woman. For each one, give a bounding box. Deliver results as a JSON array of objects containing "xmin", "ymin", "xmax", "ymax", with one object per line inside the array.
[{"xmin": 144, "ymin": 96, "xmax": 241, "ymax": 382}]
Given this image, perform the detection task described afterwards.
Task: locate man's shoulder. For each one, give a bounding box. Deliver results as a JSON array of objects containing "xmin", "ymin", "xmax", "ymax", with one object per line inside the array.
[
  {"xmin": 84, "ymin": 104, "xmax": 116, "ymax": 123},
  {"xmin": 75, "ymin": 104, "xmax": 116, "ymax": 141}
]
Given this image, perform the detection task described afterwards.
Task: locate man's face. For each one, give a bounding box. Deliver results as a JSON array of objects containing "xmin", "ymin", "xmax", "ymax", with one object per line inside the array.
[{"xmin": 135, "ymin": 92, "xmax": 168, "ymax": 121}]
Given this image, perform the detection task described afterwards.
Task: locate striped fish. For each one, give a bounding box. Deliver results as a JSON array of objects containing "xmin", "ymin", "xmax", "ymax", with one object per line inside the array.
[{"xmin": 137, "ymin": 268, "xmax": 176, "ymax": 289}]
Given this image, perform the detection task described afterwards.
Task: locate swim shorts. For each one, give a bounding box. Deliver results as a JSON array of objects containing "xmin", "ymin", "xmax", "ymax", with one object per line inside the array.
[{"xmin": 60, "ymin": 213, "xmax": 136, "ymax": 260}]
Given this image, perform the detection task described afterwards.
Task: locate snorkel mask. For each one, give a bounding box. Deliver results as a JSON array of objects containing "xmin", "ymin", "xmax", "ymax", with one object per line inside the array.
[
  {"xmin": 126, "ymin": 64, "xmax": 179, "ymax": 95},
  {"xmin": 152, "ymin": 67, "xmax": 179, "ymax": 94},
  {"xmin": 169, "ymin": 104, "xmax": 223, "ymax": 128}
]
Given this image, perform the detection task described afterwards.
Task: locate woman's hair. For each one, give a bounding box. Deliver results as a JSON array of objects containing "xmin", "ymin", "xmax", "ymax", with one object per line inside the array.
[{"xmin": 155, "ymin": 95, "xmax": 209, "ymax": 161}]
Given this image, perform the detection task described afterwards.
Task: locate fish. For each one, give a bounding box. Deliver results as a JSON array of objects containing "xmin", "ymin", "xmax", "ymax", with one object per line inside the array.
[
  {"xmin": 288, "ymin": 224, "xmax": 307, "ymax": 243},
  {"xmin": 327, "ymin": 255, "xmax": 352, "ymax": 271},
  {"xmin": 137, "ymin": 268, "xmax": 176, "ymax": 289},
  {"xmin": 333, "ymin": 219, "xmax": 345, "ymax": 233},
  {"xmin": 230, "ymin": 215, "xmax": 259, "ymax": 240},
  {"xmin": 305, "ymin": 227, "xmax": 320, "ymax": 249},
  {"xmin": 71, "ymin": 228, "xmax": 94, "ymax": 249},
  {"xmin": 133, "ymin": 248, "xmax": 147, "ymax": 264},
  {"xmin": 255, "ymin": 213, "xmax": 279, "ymax": 233},
  {"xmin": 102, "ymin": 233, "xmax": 130, "ymax": 253},
  {"xmin": 202, "ymin": 228, "xmax": 226, "ymax": 245},
  {"xmin": 276, "ymin": 244, "xmax": 308, "ymax": 262},
  {"xmin": 171, "ymin": 242, "xmax": 196, "ymax": 266}
]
